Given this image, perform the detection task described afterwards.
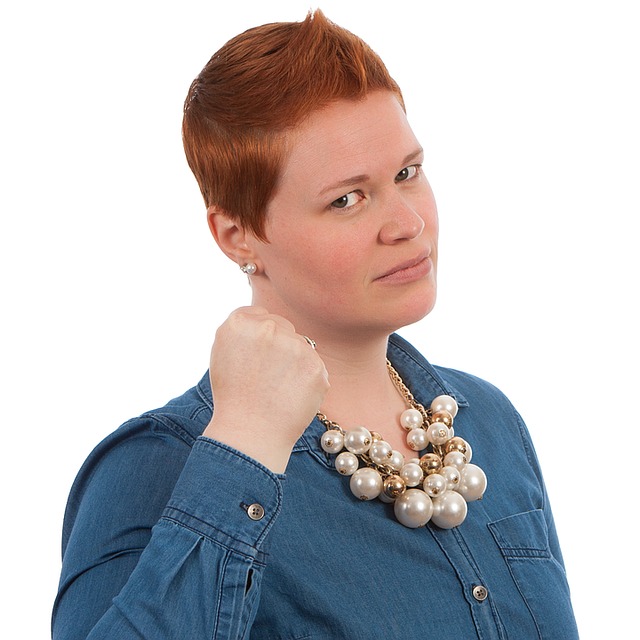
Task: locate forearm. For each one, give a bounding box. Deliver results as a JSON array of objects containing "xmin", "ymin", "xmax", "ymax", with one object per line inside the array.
[{"xmin": 53, "ymin": 438, "xmax": 283, "ymax": 639}]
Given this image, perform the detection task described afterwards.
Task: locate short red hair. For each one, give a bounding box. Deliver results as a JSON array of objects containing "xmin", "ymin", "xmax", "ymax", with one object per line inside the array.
[{"xmin": 182, "ymin": 10, "xmax": 404, "ymax": 240}]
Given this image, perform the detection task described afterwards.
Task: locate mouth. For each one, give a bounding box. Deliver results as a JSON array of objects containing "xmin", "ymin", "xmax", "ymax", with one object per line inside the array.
[{"xmin": 375, "ymin": 251, "xmax": 432, "ymax": 284}]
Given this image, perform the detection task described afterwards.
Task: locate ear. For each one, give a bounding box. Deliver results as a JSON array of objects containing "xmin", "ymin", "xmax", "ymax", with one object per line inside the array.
[{"xmin": 207, "ymin": 206, "xmax": 257, "ymax": 267}]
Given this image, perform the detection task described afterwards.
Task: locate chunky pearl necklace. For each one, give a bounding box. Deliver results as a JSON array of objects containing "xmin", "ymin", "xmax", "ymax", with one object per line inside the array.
[{"xmin": 317, "ymin": 360, "xmax": 487, "ymax": 529}]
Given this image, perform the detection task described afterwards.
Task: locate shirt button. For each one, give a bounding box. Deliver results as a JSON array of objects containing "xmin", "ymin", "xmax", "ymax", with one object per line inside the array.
[
  {"xmin": 472, "ymin": 585, "xmax": 488, "ymax": 602},
  {"xmin": 247, "ymin": 503, "xmax": 265, "ymax": 521}
]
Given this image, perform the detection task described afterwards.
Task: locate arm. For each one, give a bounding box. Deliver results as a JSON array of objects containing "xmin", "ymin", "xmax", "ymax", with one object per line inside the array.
[
  {"xmin": 53, "ymin": 435, "xmax": 282, "ymax": 640},
  {"xmin": 54, "ymin": 307, "xmax": 328, "ymax": 639}
]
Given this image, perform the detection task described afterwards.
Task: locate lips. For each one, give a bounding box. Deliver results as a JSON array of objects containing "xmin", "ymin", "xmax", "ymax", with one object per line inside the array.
[{"xmin": 375, "ymin": 250, "xmax": 432, "ymax": 282}]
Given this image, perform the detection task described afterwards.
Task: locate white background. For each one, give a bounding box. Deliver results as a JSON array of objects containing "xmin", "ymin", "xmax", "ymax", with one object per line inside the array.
[{"xmin": 1, "ymin": 0, "xmax": 638, "ymax": 637}]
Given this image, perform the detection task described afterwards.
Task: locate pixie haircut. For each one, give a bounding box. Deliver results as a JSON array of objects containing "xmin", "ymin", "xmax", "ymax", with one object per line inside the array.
[{"xmin": 182, "ymin": 10, "xmax": 403, "ymax": 240}]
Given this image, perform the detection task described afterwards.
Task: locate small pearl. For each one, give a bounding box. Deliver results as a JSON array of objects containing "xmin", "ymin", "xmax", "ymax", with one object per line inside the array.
[
  {"xmin": 400, "ymin": 408, "xmax": 423, "ymax": 430},
  {"xmin": 344, "ymin": 426, "xmax": 373, "ymax": 455},
  {"xmin": 423, "ymin": 473, "xmax": 447, "ymax": 498},
  {"xmin": 335, "ymin": 451, "xmax": 359, "ymax": 476},
  {"xmin": 406, "ymin": 428, "xmax": 429, "ymax": 451},
  {"xmin": 431, "ymin": 491, "xmax": 468, "ymax": 529},
  {"xmin": 443, "ymin": 450, "xmax": 467, "ymax": 470},
  {"xmin": 400, "ymin": 462, "xmax": 424, "ymax": 487},
  {"xmin": 430, "ymin": 394, "xmax": 459, "ymax": 418},
  {"xmin": 427, "ymin": 423, "xmax": 451, "ymax": 445},
  {"xmin": 394, "ymin": 489, "xmax": 433, "ymax": 528},
  {"xmin": 457, "ymin": 464, "xmax": 487, "ymax": 501},
  {"xmin": 389, "ymin": 450, "xmax": 405, "ymax": 472},
  {"xmin": 441, "ymin": 465, "xmax": 461, "ymax": 490},
  {"xmin": 321, "ymin": 430, "xmax": 344, "ymax": 454},
  {"xmin": 350, "ymin": 467, "xmax": 383, "ymax": 501},
  {"xmin": 369, "ymin": 440, "xmax": 393, "ymax": 465}
]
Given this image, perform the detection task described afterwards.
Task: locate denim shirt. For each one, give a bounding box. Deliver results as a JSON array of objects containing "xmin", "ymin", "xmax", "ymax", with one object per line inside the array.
[{"xmin": 53, "ymin": 334, "xmax": 579, "ymax": 639}]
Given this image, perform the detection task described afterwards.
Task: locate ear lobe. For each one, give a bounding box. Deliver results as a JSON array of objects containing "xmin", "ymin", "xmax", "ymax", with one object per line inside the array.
[{"xmin": 207, "ymin": 206, "xmax": 255, "ymax": 264}]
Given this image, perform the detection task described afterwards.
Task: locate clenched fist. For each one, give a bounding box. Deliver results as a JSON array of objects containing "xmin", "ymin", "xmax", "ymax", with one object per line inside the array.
[{"xmin": 202, "ymin": 307, "xmax": 330, "ymax": 473}]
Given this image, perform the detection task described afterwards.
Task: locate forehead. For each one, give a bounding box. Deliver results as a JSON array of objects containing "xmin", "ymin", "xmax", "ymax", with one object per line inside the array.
[{"xmin": 279, "ymin": 91, "xmax": 419, "ymax": 190}]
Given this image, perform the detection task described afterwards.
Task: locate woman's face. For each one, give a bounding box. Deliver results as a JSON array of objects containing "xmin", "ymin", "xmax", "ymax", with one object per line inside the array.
[{"xmin": 249, "ymin": 90, "xmax": 439, "ymax": 340}]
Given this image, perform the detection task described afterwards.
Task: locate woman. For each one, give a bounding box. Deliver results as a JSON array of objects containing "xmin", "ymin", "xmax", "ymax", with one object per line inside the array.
[{"xmin": 53, "ymin": 11, "xmax": 579, "ymax": 639}]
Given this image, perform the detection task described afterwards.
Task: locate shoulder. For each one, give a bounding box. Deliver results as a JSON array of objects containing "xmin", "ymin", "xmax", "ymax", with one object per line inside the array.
[{"xmin": 62, "ymin": 373, "xmax": 213, "ymax": 550}]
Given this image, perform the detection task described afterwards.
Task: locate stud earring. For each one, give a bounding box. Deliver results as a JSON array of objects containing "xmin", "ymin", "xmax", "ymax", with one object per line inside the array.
[{"xmin": 240, "ymin": 262, "xmax": 257, "ymax": 275}]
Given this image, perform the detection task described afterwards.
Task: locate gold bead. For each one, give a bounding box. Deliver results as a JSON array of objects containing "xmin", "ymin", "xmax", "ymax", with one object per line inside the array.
[
  {"xmin": 370, "ymin": 432, "xmax": 383, "ymax": 442},
  {"xmin": 445, "ymin": 437, "xmax": 469, "ymax": 456},
  {"xmin": 419, "ymin": 452, "xmax": 443, "ymax": 475},
  {"xmin": 431, "ymin": 410, "xmax": 453, "ymax": 427},
  {"xmin": 383, "ymin": 475, "xmax": 406, "ymax": 499}
]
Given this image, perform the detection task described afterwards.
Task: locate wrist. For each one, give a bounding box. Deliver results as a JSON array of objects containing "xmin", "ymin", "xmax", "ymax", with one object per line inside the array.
[{"xmin": 202, "ymin": 416, "xmax": 294, "ymax": 474}]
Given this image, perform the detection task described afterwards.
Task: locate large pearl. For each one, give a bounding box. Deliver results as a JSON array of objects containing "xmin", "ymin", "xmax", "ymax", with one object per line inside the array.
[
  {"xmin": 457, "ymin": 464, "xmax": 487, "ymax": 501},
  {"xmin": 400, "ymin": 462, "xmax": 424, "ymax": 487},
  {"xmin": 406, "ymin": 428, "xmax": 429, "ymax": 451},
  {"xmin": 335, "ymin": 451, "xmax": 359, "ymax": 476},
  {"xmin": 369, "ymin": 440, "xmax": 393, "ymax": 465},
  {"xmin": 431, "ymin": 394, "xmax": 458, "ymax": 418},
  {"xmin": 320, "ymin": 430, "xmax": 344, "ymax": 454},
  {"xmin": 344, "ymin": 426, "xmax": 373, "ymax": 455},
  {"xmin": 350, "ymin": 467, "xmax": 383, "ymax": 501},
  {"xmin": 400, "ymin": 408, "xmax": 423, "ymax": 430},
  {"xmin": 431, "ymin": 491, "xmax": 468, "ymax": 529},
  {"xmin": 394, "ymin": 489, "xmax": 433, "ymax": 528}
]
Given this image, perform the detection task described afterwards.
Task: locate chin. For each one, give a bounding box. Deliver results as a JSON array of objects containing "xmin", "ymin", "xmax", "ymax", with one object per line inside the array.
[{"xmin": 384, "ymin": 288, "xmax": 437, "ymax": 333}]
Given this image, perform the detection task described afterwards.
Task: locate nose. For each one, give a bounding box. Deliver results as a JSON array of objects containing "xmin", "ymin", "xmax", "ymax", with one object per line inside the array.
[{"xmin": 378, "ymin": 194, "xmax": 426, "ymax": 244}]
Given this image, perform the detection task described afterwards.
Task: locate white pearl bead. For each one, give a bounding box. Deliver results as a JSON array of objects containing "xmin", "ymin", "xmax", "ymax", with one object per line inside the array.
[
  {"xmin": 400, "ymin": 408, "xmax": 423, "ymax": 430},
  {"xmin": 443, "ymin": 450, "xmax": 467, "ymax": 470},
  {"xmin": 320, "ymin": 430, "xmax": 344, "ymax": 454},
  {"xmin": 456, "ymin": 463, "xmax": 487, "ymax": 501},
  {"xmin": 400, "ymin": 462, "xmax": 423, "ymax": 487},
  {"xmin": 423, "ymin": 472, "xmax": 447, "ymax": 497},
  {"xmin": 427, "ymin": 423, "xmax": 450, "ymax": 445},
  {"xmin": 335, "ymin": 451, "xmax": 359, "ymax": 476},
  {"xmin": 344, "ymin": 426, "xmax": 373, "ymax": 454},
  {"xmin": 431, "ymin": 491, "xmax": 468, "ymax": 529},
  {"xmin": 431, "ymin": 394, "xmax": 459, "ymax": 418},
  {"xmin": 350, "ymin": 467, "xmax": 383, "ymax": 501},
  {"xmin": 394, "ymin": 489, "xmax": 433, "ymax": 528},
  {"xmin": 406, "ymin": 428, "xmax": 429, "ymax": 451},
  {"xmin": 389, "ymin": 450, "xmax": 405, "ymax": 472},
  {"xmin": 369, "ymin": 440, "xmax": 393, "ymax": 465},
  {"xmin": 441, "ymin": 465, "xmax": 461, "ymax": 490}
]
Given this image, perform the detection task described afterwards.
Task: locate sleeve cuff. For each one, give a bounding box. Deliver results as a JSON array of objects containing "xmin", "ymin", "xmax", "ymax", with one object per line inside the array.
[{"xmin": 162, "ymin": 436, "xmax": 284, "ymax": 554}]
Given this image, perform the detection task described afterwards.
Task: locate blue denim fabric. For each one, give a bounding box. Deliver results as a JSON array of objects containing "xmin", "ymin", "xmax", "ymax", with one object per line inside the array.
[{"xmin": 53, "ymin": 334, "xmax": 579, "ymax": 639}]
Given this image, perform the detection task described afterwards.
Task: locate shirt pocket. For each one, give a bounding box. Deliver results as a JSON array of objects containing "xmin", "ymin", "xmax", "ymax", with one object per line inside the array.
[{"xmin": 488, "ymin": 509, "xmax": 576, "ymax": 639}]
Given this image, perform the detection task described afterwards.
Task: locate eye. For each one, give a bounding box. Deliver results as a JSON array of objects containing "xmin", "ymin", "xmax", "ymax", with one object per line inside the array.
[
  {"xmin": 331, "ymin": 191, "xmax": 363, "ymax": 210},
  {"xmin": 395, "ymin": 165, "xmax": 420, "ymax": 182}
]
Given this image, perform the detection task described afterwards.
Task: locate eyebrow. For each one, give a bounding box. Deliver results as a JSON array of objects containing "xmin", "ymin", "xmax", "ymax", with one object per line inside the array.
[{"xmin": 317, "ymin": 147, "xmax": 424, "ymax": 197}]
